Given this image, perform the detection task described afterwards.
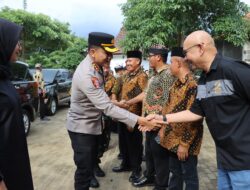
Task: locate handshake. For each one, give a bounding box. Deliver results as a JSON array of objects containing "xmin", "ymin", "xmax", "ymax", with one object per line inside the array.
[
  {"xmin": 138, "ymin": 114, "xmax": 168, "ymax": 132},
  {"xmin": 112, "ymin": 99, "xmax": 168, "ymax": 132}
]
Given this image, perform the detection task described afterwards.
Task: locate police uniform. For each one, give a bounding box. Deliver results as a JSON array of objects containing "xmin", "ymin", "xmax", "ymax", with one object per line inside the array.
[{"xmin": 66, "ymin": 32, "xmax": 139, "ymax": 190}]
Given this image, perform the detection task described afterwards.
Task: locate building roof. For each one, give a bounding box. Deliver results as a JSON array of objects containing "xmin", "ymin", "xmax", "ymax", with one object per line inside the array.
[{"xmin": 114, "ymin": 27, "xmax": 126, "ymax": 54}]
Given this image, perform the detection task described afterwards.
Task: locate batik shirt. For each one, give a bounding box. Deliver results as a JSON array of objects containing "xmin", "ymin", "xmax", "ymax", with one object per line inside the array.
[
  {"xmin": 111, "ymin": 75, "xmax": 124, "ymax": 101},
  {"xmin": 104, "ymin": 73, "xmax": 116, "ymax": 97},
  {"xmin": 121, "ymin": 67, "xmax": 148, "ymax": 116},
  {"xmin": 143, "ymin": 64, "xmax": 175, "ymax": 116},
  {"xmin": 159, "ymin": 73, "xmax": 203, "ymax": 156}
]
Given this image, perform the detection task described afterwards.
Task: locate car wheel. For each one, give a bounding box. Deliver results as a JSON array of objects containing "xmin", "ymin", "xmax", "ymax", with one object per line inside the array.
[
  {"xmin": 48, "ymin": 97, "xmax": 57, "ymax": 115},
  {"xmin": 22, "ymin": 109, "xmax": 31, "ymax": 136}
]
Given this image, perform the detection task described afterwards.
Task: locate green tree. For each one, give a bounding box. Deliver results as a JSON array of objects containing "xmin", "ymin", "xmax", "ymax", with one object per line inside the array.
[
  {"xmin": 0, "ymin": 7, "xmax": 87, "ymax": 69},
  {"xmin": 121, "ymin": 0, "xmax": 249, "ymax": 51}
]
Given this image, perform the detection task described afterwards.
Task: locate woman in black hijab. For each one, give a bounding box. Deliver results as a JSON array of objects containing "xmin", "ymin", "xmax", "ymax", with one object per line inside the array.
[{"xmin": 0, "ymin": 19, "xmax": 34, "ymax": 190}]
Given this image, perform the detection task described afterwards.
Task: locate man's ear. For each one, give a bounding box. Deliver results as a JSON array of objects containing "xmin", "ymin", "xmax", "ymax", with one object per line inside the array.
[
  {"xmin": 136, "ymin": 58, "xmax": 141, "ymax": 65},
  {"xmin": 89, "ymin": 48, "xmax": 96, "ymax": 58},
  {"xmin": 177, "ymin": 58, "xmax": 182, "ymax": 68}
]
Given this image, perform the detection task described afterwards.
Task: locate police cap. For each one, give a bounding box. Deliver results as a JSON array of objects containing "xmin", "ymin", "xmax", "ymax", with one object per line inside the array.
[{"xmin": 88, "ymin": 32, "xmax": 119, "ymax": 53}]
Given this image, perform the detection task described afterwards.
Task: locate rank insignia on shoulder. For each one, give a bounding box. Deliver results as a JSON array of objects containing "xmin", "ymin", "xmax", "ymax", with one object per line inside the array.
[{"xmin": 91, "ymin": 77, "xmax": 100, "ymax": 88}]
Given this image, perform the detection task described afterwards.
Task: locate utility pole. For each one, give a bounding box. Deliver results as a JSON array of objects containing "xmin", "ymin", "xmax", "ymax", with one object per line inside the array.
[{"xmin": 23, "ymin": 0, "xmax": 27, "ymax": 10}]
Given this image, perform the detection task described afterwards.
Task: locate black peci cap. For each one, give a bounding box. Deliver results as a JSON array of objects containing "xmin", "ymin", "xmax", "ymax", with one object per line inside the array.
[
  {"xmin": 171, "ymin": 47, "xmax": 185, "ymax": 58},
  {"xmin": 114, "ymin": 65, "xmax": 124, "ymax": 72},
  {"xmin": 148, "ymin": 44, "xmax": 168, "ymax": 55},
  {"xmin": 88, "ymin": 32, "xmax": 119, "ymax": 53},
  {"xmin": 127, "ymin": 50, "xmax": 142, "ymax": 60}
]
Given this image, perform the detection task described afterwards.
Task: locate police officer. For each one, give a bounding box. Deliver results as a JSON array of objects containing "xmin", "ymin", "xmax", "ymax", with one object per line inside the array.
[
  {"xmin": 33, "ymin": 63, "xmax": 50, "ymax": 121},
  {"xmin": 66, "ymin": 32, "xmax": 158, "ymax": 190}
]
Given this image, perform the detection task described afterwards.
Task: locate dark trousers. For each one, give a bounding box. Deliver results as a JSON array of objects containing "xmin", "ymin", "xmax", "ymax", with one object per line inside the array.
[
  {"xmin": 117, "ymin": 122, "xmax": 128, "ymax": 165},
  {"xmin": 68, "ymin": 131, "xmax": 99, "ymax": 190},
  {"xmin": 96, "ymin": 116, "xmax": 112, "ymax": 165},
  {"xmin": 39, "ymin": 94, "xmax": 45, "ymax": 119},
  {"xmin": 122, "ymin": 123, "xmax": 143, "ymax": 172},
  {"xmin": 145, "ymin": 131, "xmax": 170, "ymax": 190},
  {"xmin": 169, "ymin": 155, "xmax": 199, "ymax": 190}
]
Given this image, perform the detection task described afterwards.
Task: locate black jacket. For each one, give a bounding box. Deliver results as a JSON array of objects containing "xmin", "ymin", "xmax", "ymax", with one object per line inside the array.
[{"xmin": 0, "ymin": 19, "xmax": 34, "ymax": 190}]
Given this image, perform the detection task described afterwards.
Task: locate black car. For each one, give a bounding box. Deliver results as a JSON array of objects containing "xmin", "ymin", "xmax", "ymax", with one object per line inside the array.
[
  {"xmin": 30, "ymin": 68, "xmax": 72, "ymax": 115},
  {"xmin": 12, "ymin": 61, "xmax": 39, "ymax": 135}
]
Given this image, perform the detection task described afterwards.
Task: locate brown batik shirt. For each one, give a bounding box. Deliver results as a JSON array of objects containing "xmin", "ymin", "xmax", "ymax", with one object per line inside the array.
[
  {"xmin": 159, "ymin": 73, "xmax": 203, "ymax": 156},
  {"xmin": 143, "ymin": 64, "xmax": 175, "ymax": 116},
  {"xmin": 111, "ymin": 75, "xmax": 124, "ymax": 101},
  {"xmin": 105, "ymin": 73, "xmax": 116, "ymax": 97},
  {"xmin": 121, "ymin": 67, "xmax": 148, "ymax": 116}
]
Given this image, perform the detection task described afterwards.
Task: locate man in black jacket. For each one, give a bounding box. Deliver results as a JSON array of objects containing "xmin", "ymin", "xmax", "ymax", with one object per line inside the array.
[{"xmin": 0, "ymin": 18, "xmax": 34, "ymax": 190}]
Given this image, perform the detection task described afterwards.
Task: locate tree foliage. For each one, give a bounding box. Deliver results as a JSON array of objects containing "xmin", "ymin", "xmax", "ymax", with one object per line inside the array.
[
  {"xmin": 121, "ymin": 0, "xmax": 249, "ymax": 51},
  {"xmin": 0, "ymin": 7, "xmax": 87, "ymax": 70}
]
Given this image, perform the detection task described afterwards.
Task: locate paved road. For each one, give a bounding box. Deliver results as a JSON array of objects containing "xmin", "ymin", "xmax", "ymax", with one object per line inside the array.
[{"xmin": 27, "ymin": 106, "xmax": 217, "ymax": 190}]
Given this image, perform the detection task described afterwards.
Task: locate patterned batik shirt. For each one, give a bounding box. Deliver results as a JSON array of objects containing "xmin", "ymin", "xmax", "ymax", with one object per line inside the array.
[
  {"xmin": 159, "ymin": 73, "xmax": 203, "ymax": 156},
  {"xmin": 105, "ymin": 73, "xmax": 116, "ymax": 97},
  {"xmin": 111, "ymin": 75, "xmax": 124, "ymax": 101},
  {"xmin": 121, "ymin": 67, "xmax": 148, "ymax": 116},
  {"xmin": 143, "ymin": 64, "xmax": 175, "ymax": 116}
]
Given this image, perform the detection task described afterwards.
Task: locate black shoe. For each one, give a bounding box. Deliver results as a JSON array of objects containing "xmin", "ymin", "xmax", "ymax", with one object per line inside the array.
[
  {"xmin": 132, "ymin": 176, "xmax": 154, "ymax": 187},
  {"xmin": 129, "ymin": 170, "xmax": 141, "ymax": 183},
  {"xmin": 40, "ymin": 117, "xmax": 50, "ymax": 121},
  {"xmin": 112, "ymin": 165, "xmax": 131, "ymax": 173},
  {"xmin": 90, "ymin": 177, "xmax": 99, "ymax": 188},
  {"xmin": 94, "ymin": 164, "xmax": 105, "ymax": 177}
]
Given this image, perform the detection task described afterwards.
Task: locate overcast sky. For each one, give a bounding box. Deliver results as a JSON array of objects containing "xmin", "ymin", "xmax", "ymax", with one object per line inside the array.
[
  {"xmin": 0, "ymin": 0, "xmax": 126, "ymax": 38},
  {"xmin": 1, "ymin": 0, "xmax": 249, "ymax": 39}
]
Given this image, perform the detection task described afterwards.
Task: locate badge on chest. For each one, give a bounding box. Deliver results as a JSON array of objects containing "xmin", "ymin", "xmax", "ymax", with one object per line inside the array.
[{"xmin": 91, "ymin": 77, "xmax": 101, "ymax": 88}]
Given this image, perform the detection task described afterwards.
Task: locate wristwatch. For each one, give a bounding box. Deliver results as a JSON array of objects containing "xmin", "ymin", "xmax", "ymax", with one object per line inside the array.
[{"xmin": 162, "ymin": 115, "xmax": 167, "ymax": 122}]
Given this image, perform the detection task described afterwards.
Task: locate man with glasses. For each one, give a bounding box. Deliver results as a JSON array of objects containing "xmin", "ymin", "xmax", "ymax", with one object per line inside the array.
[
  {"xmin": 126, "ymin": 45, "xmax": 175, "ymax": 190},
  {"xmin": 143, "ymin": 30, "xmax": 250, "ymax": 190},
  {"xmin": 66, "ymin": 32, "xmax": 159, "ymax": 190}
]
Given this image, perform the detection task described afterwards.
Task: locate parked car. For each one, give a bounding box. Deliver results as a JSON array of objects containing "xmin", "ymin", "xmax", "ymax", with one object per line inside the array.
[
  {"xmin": 30, "ymin": 68, "xmax": 72, "ymax": 115},
  {"xmin": 11, "ymin": 61, "xmax": 39, "ymax": 136}
]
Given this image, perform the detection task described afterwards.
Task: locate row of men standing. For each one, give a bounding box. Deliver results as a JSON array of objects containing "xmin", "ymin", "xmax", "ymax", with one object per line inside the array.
[
  {"xmin": 107, "ymin": 47, "xmax": 203, "ymax": 190},
  {"xmin": 66, "ymin": 32, "xmax": 204, "ymax": 190}
]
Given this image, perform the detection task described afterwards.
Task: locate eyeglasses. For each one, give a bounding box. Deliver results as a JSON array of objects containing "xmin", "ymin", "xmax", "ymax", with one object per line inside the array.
[{"xmin": 183, "ymin": 44, "xmax": 200, "ymax": 57}]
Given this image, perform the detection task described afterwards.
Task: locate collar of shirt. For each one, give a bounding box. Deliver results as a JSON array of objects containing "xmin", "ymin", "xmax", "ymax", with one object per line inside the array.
[
  {"xmin": 208, "ymin": 54, "xmax": 220, "ymax": 73},
  {"xmin": 154, "ymin": 64, "xmax": 169, "ymax": 75},
  {"xmin": 175, "ymin": 73, "xmax": 192, "ymax": 86},
  {"xmin": 127, "ymin": 66, "xmax": 143, "ymax": 77},
  {"xmin": 105, "ymin": 73, "xmax": 113, "ymax": 82}
]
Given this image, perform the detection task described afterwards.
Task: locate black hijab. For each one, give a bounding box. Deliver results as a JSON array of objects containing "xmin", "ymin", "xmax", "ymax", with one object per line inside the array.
[{"xmin": 0, "ymin": 18, "xmax": 22, "ymax": 79}]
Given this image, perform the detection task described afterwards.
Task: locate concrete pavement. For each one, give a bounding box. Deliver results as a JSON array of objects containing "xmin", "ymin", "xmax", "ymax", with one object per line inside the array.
[{"xmin": 27, "ymin": 106, "xmax": 217, "ymax": 190}]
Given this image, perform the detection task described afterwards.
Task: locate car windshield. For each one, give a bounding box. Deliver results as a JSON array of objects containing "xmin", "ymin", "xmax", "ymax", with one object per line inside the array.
[
  {"xmin": 29, "ymin": 69, "xmax": 58, "ymax": 83},
  {"xmin": 42, "ymin": 69, "xmax": 58, "ymax": 83}
]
